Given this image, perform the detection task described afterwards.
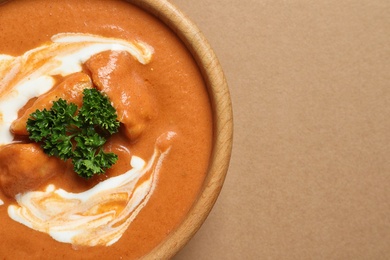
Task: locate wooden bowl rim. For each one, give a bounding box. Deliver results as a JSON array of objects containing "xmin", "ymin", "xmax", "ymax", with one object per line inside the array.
[{"xmin": 127, "ymin": 0, "xmax": 234, "ymax": 259}]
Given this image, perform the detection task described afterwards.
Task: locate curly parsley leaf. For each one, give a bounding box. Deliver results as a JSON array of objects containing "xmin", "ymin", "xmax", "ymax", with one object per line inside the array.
[
  {"xmin": 26, "ymin": 88, "xmax": 120, "ymax": 178},
  {"xmin": 78, "ymin": 88, "xmax": 120, "ymax": 135}
]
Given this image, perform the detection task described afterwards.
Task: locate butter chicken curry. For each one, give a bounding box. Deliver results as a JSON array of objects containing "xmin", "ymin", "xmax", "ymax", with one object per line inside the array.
[{"xmin": 0, "ymin": 0, "xmax": 213, "ymax": 258}]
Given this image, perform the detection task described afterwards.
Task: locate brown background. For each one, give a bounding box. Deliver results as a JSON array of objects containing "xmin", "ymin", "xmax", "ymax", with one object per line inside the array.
[{"xmin": 171, "ymin": 0, "xmax": 390, "ymax": 259}]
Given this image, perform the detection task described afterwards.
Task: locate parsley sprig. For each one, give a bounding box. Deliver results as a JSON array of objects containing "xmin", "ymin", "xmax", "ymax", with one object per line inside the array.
[{"xmin": 27, "ymin": 88, "xmax": 120, "ymax": 179}]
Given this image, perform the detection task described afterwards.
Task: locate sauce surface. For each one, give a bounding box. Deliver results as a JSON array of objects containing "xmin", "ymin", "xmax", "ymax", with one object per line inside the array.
[{"xmin": 0, "ymin": 0, "xmax": 212, "ymax": 259}]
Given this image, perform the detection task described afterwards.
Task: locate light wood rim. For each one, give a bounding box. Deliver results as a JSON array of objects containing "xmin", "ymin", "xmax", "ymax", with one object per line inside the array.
[{"xmin": 126, "ymin": 0, "xmax": 233, "ymax": 259}]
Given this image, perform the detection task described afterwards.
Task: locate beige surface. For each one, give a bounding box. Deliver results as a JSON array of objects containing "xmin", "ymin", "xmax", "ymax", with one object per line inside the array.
[{"xmin": 171, "ymin": 0, "xmax": 390, "ymax": 259}]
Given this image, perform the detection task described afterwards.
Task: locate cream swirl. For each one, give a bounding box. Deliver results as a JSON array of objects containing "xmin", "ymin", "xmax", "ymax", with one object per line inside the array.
[
  {"xmin": 0, "ymin": 33, "xmax": 173, "ymax": 247},
  {"xmin": 0, "ymin": 33, "xmax": 153, "ymax": 145},
  {"xmin": 8, "ymin": 137, "xmax": 172, "ymax": 247}
]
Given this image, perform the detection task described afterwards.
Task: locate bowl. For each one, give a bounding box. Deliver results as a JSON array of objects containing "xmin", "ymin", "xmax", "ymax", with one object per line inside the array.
[{"xmin": 0, "ymin": 0, "xmax": 233, "ymax": 258}]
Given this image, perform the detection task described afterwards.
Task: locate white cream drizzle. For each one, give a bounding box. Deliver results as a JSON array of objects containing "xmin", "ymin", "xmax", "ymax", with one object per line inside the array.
[
  {"xmin": 0, "ymin": 33, "xmax": 153, "ymax": 145},
  {"xmin": 0, "ymin": 33, "xmax": 171, "ymax": 247},
  {"xmin": 8, "ymin": 145, "xmax": 170, "ymax": 247}
]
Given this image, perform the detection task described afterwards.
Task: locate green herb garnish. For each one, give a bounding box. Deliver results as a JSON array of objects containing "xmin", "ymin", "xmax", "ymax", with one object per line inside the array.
[{"xmin": 27, "ymin": 88, "xmax": 120, "ymax": 179}]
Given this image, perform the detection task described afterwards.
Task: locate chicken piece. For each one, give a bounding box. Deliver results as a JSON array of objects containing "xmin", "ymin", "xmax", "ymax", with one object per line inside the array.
[
  {"xmin": 11, "ymin": 72, "xmax": 92, "ymax": 136},
  {"xmin": 0, "ymin": 143, "xmax": 62, "ymax": 197},
  {"xmin": 85, "ymin": 51, "xmax": 156, "ymax": 141}
]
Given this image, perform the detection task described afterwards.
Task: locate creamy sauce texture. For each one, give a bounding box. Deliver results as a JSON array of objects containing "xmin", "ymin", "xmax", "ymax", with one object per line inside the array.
[
  {"xmin": 0, "ymin": 0, "xmax": 212, "ymax": 259},
  {"xmin": 0, "ymin": 33, "xmax": 153, "ymax": 145},
  {"xmin": 9, "ymin": 137, "xmax": 171, "ymax": 247}
]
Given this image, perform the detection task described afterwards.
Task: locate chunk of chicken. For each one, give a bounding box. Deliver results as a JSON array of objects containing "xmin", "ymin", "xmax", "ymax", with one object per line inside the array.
[
  {"xmin": 85, "ymin": 51, "xmax": 156, "ymax": 141},
  {"xmin": 11, "ymin": 72, "xmax": 92, "ymax": 136},
  {"xmin": 0, "ymin": 143, "xmax": 62, "ymax": 197}
]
